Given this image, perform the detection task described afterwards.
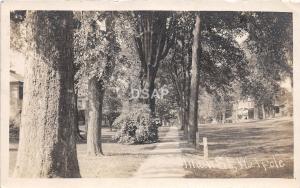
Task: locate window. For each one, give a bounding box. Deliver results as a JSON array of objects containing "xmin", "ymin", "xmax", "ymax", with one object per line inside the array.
[{"xmin": 19, "ymin": 82, "xmax": 23, "ymax": 100}]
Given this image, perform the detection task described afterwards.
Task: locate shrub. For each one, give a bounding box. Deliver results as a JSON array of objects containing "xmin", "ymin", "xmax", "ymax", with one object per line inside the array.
[
  {"xmin": 113, "ymin": 117, "xmax": 137, "ymax": 144},
  {"xmin": 9, "ymin": 115, "xmax": 21, "ymax": 141},
  {"xmin": 112, "ymin": 104, "xmax": 160, "ymax": 144}
]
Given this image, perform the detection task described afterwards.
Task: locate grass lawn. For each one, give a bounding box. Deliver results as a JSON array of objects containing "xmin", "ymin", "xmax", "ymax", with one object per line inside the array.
[
  {"xmin": 9, "ymin": 117, "xmax": 294, "ymax": 178},
  {"xmin": 9, "ymin": 127, "xmax": 169, "ymax": 177},
  {"xmin": 181, "ymin": 117, "xmax": 294, "ymax": 178}
]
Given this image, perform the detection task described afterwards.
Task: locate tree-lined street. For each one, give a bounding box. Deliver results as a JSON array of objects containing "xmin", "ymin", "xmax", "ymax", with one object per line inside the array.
[{"xmin": 9, "ymin": 11, "xmax": 293, "ymax": 178}]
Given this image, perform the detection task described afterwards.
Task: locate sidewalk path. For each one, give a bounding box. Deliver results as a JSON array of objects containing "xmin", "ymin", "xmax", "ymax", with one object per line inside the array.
[{"xmin": 133, "ymin": 126, "xmax": 187, "ymax": 178}]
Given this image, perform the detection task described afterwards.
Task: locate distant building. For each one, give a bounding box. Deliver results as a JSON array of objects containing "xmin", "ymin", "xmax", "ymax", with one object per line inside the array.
[
  {"xmin": 233, "ymin": 87, "xmax": 293, "ymax": 122},
  {"xmin": 77, "ymin": 96, "xmax": 88, "ymax": 125},
  {"xmin": 10, "ymin": 70, "xmax": 24, "ymax": 122},
  {"xmin": 9, "ymin": 76, "xmax": 110, "ymax": 128},
  {"xmin": 77, "ymin": 96, "xmax": 110, "ymax": 127},
  {"xmin": 235, "ymin": 97, "xmax": 255, "ymax": 120}
]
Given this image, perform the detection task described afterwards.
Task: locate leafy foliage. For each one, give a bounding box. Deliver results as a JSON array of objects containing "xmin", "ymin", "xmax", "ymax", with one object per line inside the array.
[
  {"xmin": 245, "ymin": 12, "xmax": 292, "ymax": 80},
  {"xmin": 104, "ymin": 88, "xmax": 123, "ymax": 127},
  {"xmin": 112, "ymin": 104, "xmax": 160, "ymax": 144},
  {"xmin": 74, "ymin": 11, "xmax": 122, "ymax": 86},
  {"xmin": 240, "ymin": 12, "xmax": 293, "ymax": 106},
  {"xmin": 10, "ymin": 11, "xmax": 27, "ymax": 53}
]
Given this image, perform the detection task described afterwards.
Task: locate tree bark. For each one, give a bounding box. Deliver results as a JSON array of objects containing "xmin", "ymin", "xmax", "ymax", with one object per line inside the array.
[
  {"xmin": 74, "ymin": 91, "xmax": 85, "ymax": 141},
  {"xmin": 13, "ymin": 11, "xmax": 80, "ymax": 178},
  {"xmin": 86, "ymin": 78, "xmax": 104, "ymax": 156},
  {"xmin": 188, "ymin": 14, "xmax": 201, "ymax": 147},
  {"xmin": 109, "ymin": 120, "xmax": 113, "ymax": 131},
  {"xmin": 85, "ymin": 100, "xmax": 89, "ymax": 134},
  {"xmin": 98, "ymin": 86, "xmax": 105, "ymax": 155},
  {"xmin": 261, "ymin": 104, "xmax": 266, "ymax": 119},
  {"xmin": 184, "ymin": 107, "xmax": 189, "ymax": 138},
  {"xmin": 254, "ymin": 102, "xmax": 259, "ymax": 120},
  {"xmin": 184, "ymin": 52, "xmax": 191, "ymax": 139},
  {"xmin": 148, "ymin": 72, "xmax": 156, "ymax": 117},
  {"xmin": 178, "ymin": 107, "xmax": 183, "ymax": 129},
  {"xmin": 222, "ymin": 110, "xmax": 226, "ymax": 124},
  {"xmin": 233, "ymin": 102, "xmax": 238, "ymax": 123},
  {"xmin": 267, "ymin": 106, "xmax": 271, "ymax": 118}
]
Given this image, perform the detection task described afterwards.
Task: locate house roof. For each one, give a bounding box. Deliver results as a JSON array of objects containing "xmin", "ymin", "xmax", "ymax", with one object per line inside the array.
[{"xmin": 10, "ymin": 70, "xmax": 24, "ymax": 82}]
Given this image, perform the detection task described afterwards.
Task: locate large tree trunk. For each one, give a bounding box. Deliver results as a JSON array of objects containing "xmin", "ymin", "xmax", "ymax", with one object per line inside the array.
[
  {"xmin": 148, "ymin": 72, "xmax": 156, "ymax": 116},
  {"xmin": 188, "ymin": 14, "xmax": 201, "ymax": 147},
  {"xmin": 13, "ymin": 11, "xmax": 80, "ymax": 178},
  {"xmin": 184, "ymin": 52, "xmax": 191, "ymax": 139},
  {"xmin": 86, "ymin": 78, "xmax": 104, "ymax": 156}
]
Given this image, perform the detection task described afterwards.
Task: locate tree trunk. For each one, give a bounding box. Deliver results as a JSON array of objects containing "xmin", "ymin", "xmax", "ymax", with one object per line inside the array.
[
  {"xmin": 188, "ymin": 14, "xmax": 201, "ymax": 147},
  {"xmin": 254, "ymin": 102, "xmax": 259, "ymax": 120},
  {"xmin": 84, "ymin": 100, "xmax": 89, "ymax": 134},
  {"xmin": 74, "ymin": 91, "xmax": 85, "ymax": 141},
  {"xmin": 261, "ymin": 104, "xmax": 266, "ymax": 119},
  {"xmin": 222, "ymin": 110, "xmax": 226, "ymax": 124},
  {"xmin": 184, "ymin": 52, "xmax": 191, "ymax": 139},
  {"xmin": 178, "ymin": 107, "xmax": 184, "ymax": 130},
  {"xmin": 98, "ymin": 85, "xmax": 105, "ymax": 155},
  {"xmin": 86, "ymin": 78, "xmax": 104, "ymax": 156},
  {"xmin": 234, "ymin": 102, "xmax": 238, "ymax": 123},
  {"xmin": 109, "ymin": 120, "xmax": 113, "ymax": 131},
  {"xmin": 148, "ymin": 72, "xmax": 156, "ymax": 117},
  {"xmin": 267, "ymin": 106, "xmax": 272, "ymax": 118},
  {"xmin": 13, "ymin": 11, "xmax": 80, "ymax": 178},
  {"xmin": 184, "ymin": 105, "xmax": 189, "ymax": 138}
]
